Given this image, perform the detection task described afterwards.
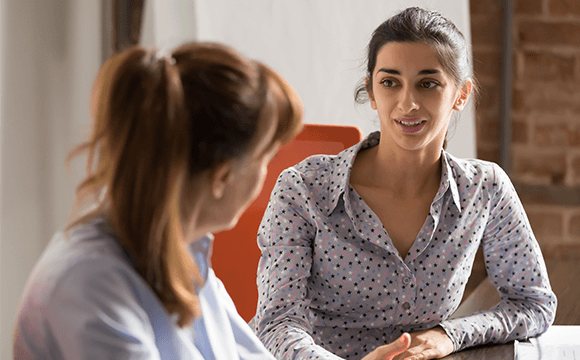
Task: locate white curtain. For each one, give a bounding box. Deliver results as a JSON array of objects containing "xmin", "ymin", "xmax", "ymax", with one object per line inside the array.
[
  {"xmin": 0, "ymin": 1, "xmax": 101, "ymax": 358},
  {"xmin": 142, "ymin": 0, "xmax": 475, "ymax": 158}
]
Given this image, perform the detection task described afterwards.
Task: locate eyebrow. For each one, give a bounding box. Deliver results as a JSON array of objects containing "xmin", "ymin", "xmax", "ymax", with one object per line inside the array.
[{"xmin": 376, "ymin": 68, "xmax": 441, "ymax": 75}]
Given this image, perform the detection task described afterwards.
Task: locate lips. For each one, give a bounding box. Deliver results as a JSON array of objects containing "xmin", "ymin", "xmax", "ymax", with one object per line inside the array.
[{"xmin": 395, "ymin": 118, "xmax": 426, "ymax": 133}]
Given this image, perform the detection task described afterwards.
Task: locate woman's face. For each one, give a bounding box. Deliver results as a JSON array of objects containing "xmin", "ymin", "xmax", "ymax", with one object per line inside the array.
[
  {"xmin": 367, "ymin": 42, "xmax": 467, "ymax": 154},
  {"xmin": 201, "ymin": 104, "xmax": 280, "ymax": 235},
  {"xmin": 222, "ymin": 119, "xmax": 279, "ymax": 230}
]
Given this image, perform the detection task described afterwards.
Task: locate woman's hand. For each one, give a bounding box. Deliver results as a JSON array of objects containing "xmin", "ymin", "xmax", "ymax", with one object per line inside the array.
[
  {"xmin": 393, "ymin": 326, "xmax": 454, "ymax": 360},
  {"xmin": 362, "ymin": 333, "xmax": 411, "ymax": 360}
]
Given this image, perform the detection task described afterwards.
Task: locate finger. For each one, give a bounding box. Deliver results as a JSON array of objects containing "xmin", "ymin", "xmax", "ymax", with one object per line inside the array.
[
  {"xmin": 379, "ymin": 333, "xmax": 411, "ymax": 359},
  {"xmin": 399, "ymin": 333, "xmax": 412, "ymax": 348}
]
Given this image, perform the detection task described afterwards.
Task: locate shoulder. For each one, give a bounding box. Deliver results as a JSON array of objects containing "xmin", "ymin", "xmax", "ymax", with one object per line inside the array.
[
  {"xmin": 15, "ymin": 222, "xmax": 158, "ymax": 355},
  {"xmin": 277, "ymin": 142, "xmax": 358, "ymax": 187},
  {"xmin": 290, "ymin": 154, "xmax": 338, "ymax": 178},
  {"xmin": 445, "ymin": 153, "xmax": 510, "ymax": 189},
  {"xmin": 23, "ymin": 222, "xmax": 142, "ymax": 308},
  {"xmin": 271, "ymin": 145, "xmax": 357, "ymax": 216}
]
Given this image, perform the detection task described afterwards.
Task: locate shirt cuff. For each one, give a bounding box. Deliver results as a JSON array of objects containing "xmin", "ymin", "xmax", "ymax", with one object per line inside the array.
[{"xmin": 438, "ymin": 322, "xmax": 459, "ymax": 353}]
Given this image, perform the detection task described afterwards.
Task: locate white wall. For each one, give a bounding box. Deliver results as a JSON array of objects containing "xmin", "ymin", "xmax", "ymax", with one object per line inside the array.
[
  {"xmin": 0, "ymin": 0, "xmax": 3, "ymax": 338},
  {"xmin": 0, "ymin": 1, "xmax": 101, "ymax": 358},
  {"xmin": 143, "ymin": 0, "xmax": 476, "ymax": 159}
]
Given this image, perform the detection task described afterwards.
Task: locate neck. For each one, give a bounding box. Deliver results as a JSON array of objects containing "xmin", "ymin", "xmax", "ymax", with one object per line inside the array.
[
  {"xmin": 181, "ymin": 174, "xmax": 215, "ymax": 243},
  {"xmin": 355, "ymin": 140, "xmax": 443, "ymax": 198}
]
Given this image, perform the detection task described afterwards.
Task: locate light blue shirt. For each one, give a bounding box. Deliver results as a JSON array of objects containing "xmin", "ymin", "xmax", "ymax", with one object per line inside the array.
[
  {"xmin": 14, "ymin": 218, "xmax": 274, "ymax": 359},
  {"xmin": 250, "ymin": 131, "xmax": 557, "ymax": 359}
]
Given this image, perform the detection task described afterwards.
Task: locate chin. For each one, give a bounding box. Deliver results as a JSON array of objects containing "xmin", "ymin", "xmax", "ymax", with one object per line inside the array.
[
  {"xmin": 220, "ymin": 215, "xmax": 241, "ymax": 232},
  {"xmin": 210, "ymin": 207, "xmax": 247, "ymax": 234}
]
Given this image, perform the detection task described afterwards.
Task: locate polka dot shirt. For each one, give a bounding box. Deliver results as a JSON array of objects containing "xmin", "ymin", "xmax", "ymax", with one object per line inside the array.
[{"xmin": 249, "ymin": 132, "xmax": 557, "ymax": 360}]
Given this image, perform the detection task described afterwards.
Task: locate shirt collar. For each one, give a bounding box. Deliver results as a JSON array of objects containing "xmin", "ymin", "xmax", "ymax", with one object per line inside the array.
[
  {"xmin": 325, "ymin": 131, "xmax": 462, "ymax": 215},
  {"xmin": 189, "ymin": 233, "xmax": 214, "ymax": 284},
  {"xmin": 438, "ymin": 151, "xmax": 463, "ymax": 212},
  {"xmin": 325, "ymin": 131, "xmax": 380, "ymax": 216}
]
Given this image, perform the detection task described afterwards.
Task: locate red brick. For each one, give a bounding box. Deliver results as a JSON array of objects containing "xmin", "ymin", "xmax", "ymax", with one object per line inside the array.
[
  {"xmin": 513, "ymin": 151, "xmax": 567, "ymax": 184},
  {"xmin": 540, "ymin": 243, "xmax": 580, "ymax": 260},
  {"xmin": 473, "ymin": 50, "xmax": 502, "ymax": 81},
  {"xmin": 527, "ymin": 211, "xmax": 564, "ymax": 238},
  {"xmin": 471, "ymin": 15, "xmax": 503, "ymax": 46},
  {"xmin": 522, "ymin": 51, "xmax": 576, "ymax": 82},
  {"xmin": 570, "ymin": 214, "xmax": 580, "ymax": 238},
  {"xmin": 573, "ymin": 155, "xmax": 580, "ymax": 184},
  {"xmin": 569, "ymin": 127, "xmax": 580, "ymax": 146},
  {"xmin": 511, "ymin": 88, "xmax": 525, "ymax": 112},
  {"xmin": 535, "ymin": 122, "xmax": 580, "ymax": 147},
  {"xmin": 518, "ymin": 21, "xmax": 580, "ymax": 46},
  {"xmin": 477, "ymin": 116, "xmax": 501, "ymax": 143},
  {"xmin": 516, "ymin": 0, "xmax": 544, "ymax": 15},
  {"xmin": 477, "ymin": 82, "xmax": 501, "ymax": 111},
  {"xmin": 471, "ymin": 0, "xmax": 502, "ymax": 15},
  {"xmin": 511, "ymin": 82, "xmax": 580, "ymax": 113},
  {"xmin": 535, "ymin": 123, "xmax": 569, "ymax": 147},
  {"xmin": 549, "ymin": 0, "xmax": 580, "ymax": 16},
  {"xmin": 512, "ymin": 120, "xmax": 528, "ymax": 144},
  {"xmin": 477, "ymin": 147, "xmax": 500, "ymax": 163},
  {"xmin": 515, "ymin": 183, "xmax": 580, "ymax": 205}
]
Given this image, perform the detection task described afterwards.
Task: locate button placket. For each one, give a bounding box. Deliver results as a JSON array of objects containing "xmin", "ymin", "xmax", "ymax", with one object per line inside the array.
[{"xmin": 399, "ymin": 272, "xmax": 416, "ymax": 314}]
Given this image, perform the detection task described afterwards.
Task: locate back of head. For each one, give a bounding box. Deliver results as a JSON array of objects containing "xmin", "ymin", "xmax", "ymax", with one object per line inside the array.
[{"xmin": 69, "ymin": 41, "xmax": 303, "ymax": 326}]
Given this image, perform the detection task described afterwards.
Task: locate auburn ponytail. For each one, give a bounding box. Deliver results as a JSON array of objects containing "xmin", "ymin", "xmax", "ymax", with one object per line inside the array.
[
  {"xmin": 68, "ymin": 47, "xmax": 202, "ymax": 325},
  {"xmin": 66, "ymin": 42, "xmax": 303, "ymax": 327}
]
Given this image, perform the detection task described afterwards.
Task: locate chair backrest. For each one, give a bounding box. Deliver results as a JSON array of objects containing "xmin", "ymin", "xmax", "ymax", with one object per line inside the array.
[{"xmin": 211, "ymin": 123, "xmax": 363, "ymax": 322}]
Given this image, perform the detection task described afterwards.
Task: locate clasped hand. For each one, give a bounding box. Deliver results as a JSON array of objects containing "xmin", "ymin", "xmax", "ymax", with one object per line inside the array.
[{"xmin": 362, "ymin": 327, "xmax": 453, "ymax": 360}]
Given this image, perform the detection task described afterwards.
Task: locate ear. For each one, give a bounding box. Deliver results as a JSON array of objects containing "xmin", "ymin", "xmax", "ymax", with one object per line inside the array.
[
  {"xmin": 210, "ymin": 160, "xmax": 234, "ymax": 200},
  {"xmin": 366, "ymin": 77, "xmax": 377, "ymax": 110},
  {"xmin": 453, "ymin": 79, "xmax": 473, "ymax": 111}
]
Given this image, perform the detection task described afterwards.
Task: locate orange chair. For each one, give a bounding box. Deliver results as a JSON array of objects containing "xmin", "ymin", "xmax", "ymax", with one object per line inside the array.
[{"xmin": 211, "ymin": 123, "xmax": 363, "ymax": 322}]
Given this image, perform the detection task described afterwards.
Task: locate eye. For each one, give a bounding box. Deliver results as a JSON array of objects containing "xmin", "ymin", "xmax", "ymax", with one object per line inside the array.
[
  {"xmin": 380, "ymin": 79, "xmax": 397, "ymax": 88},
  {"xmin": 420, "ymin": 81, "xmax": 439, "ymax": 89}
]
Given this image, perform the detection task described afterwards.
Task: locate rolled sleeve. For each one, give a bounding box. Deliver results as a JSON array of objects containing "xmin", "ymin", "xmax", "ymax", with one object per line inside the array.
[
  {"xmin": 440, "ymin": 164, "xmax": 557, "ymax": 351},
  {"xmin": 251, "ymin": 169, "xmax": 342, "ymax": 360}
]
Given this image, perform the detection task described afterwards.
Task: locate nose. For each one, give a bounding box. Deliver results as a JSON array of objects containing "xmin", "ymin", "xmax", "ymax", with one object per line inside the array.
[{"xmin": 398, "ymin": 87, "xmax": 419, "ymax": 113}]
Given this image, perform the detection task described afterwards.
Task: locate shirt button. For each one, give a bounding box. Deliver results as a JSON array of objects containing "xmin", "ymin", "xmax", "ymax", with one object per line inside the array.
[
  {"xmin": 402, "ymin": 302, "xmax": 411, "ymax": 310},
  {"xmin": 402, "ymin": 277, "xmax": 411, "ymax": 285}
]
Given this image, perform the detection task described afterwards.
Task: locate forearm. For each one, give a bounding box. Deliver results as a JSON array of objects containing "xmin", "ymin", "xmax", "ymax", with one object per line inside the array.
[
  {"xmin": 258, "ymin": 320, "xmax": 344, "ymax": 360},
  {"xmin": 441, "ymin": 164, "xmax": 555, "ymax": 352},
  {"xmin": 440, "ymin": 293, "xmax": 556, "ymax": 352}
]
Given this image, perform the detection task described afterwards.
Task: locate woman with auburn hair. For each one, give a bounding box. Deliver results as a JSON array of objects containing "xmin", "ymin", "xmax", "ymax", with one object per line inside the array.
[{"xmin": 11, "ymin": 41, "xmax": 315, "ymax": 359}]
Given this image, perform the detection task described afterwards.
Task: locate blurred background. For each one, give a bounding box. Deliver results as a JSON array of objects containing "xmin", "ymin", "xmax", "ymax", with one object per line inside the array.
[{"xmin": 1, "ymin": 1, "xmax": 578, "ymax": 359}]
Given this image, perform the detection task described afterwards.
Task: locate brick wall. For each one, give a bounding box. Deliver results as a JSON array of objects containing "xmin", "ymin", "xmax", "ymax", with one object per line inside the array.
[{"xmin": 470, "ymin": 0, "xmax": 580, "ymax": 260}]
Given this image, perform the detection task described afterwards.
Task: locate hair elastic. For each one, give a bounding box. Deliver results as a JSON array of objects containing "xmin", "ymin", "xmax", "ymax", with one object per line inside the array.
[{"xmin": 156, "ymin": 49, "xmax": 176, "ymax": 65}]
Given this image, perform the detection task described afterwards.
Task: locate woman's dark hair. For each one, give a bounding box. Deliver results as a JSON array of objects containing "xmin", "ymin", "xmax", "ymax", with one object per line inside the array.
[
  {"xmin": 66, "ymin": 42, "xmax": 303, "ymax": 327},
  {"xmin": 355, "ymin": 7, "xmax": 475, "ymax": 103}
]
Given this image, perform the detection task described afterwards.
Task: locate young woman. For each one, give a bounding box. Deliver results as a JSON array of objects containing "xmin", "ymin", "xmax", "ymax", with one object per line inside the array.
[
  {"xmin": 251, "ymin": 7, "xmax": 557, "ymax": 360},
  {"xmin": 12, "ymin": 41, "xmax": 317, "ymax": 359}
]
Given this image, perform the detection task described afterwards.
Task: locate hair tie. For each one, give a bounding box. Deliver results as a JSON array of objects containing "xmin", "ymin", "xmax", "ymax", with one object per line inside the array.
[{"xmin": 156, "ymin": 49, "xmax": 176, "ymax": 65}]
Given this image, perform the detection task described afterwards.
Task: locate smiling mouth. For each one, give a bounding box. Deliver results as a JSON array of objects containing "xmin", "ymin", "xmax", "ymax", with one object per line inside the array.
[{"xmin": 396, "ymin": 119, "xmax": 425, "ymax": 127}]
